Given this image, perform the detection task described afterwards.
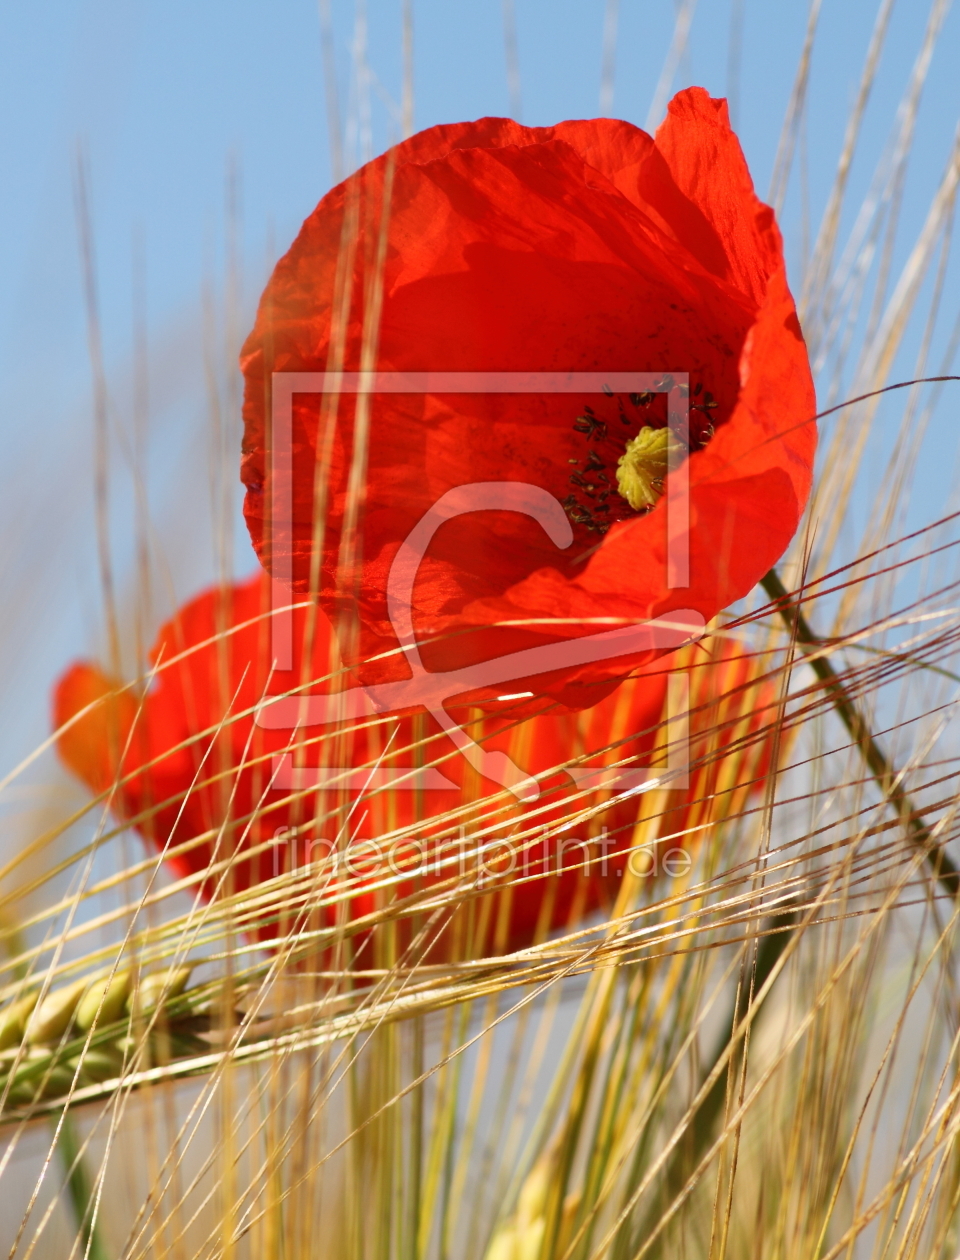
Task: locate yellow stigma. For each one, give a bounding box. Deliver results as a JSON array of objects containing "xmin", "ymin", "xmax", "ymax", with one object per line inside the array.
[{"xmin": 615, "ymin": 426, "xmax": 686, "ymax": 511}]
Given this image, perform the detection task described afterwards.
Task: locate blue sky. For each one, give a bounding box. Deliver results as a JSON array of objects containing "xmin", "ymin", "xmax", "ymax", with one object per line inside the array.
[{"xmin": 0, "ymin": 0, "xmax": 957, "ymax": 774}]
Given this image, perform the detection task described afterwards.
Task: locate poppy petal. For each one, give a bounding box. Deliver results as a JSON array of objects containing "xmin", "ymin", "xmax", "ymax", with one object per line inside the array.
[{"xmin": 239, "ymin": 91, "xmax": 815, "ymax": 716}]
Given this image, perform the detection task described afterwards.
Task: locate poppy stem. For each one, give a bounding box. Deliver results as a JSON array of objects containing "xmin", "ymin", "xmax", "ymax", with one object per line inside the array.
[
  {"xmin": 760, "ymin": 568, "xmax": 959, "ymax": 902},
  {"xmin": 0, "ymin": 919, "xmax": 112, "ymax": 1260},
  {"xmin": 55, "ymin": 1108, "xmax": 111, "ymax": 1260},
  {"xmin": 636, "ymin": 903, "xmax": 799, "ymax": 1256}
]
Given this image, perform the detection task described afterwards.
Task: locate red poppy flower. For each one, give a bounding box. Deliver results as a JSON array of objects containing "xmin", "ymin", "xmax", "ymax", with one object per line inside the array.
[
  {"xmin": 240, "ymin": 87, "xmax": 815, "ymax": 715},
  {"xmin": 53, "ymin": 571, "xmax": 776, "ymax": 959}
]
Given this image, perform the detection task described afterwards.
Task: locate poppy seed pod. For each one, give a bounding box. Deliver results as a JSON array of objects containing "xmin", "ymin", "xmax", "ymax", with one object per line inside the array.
[{"xmin": 240, "ymin": 88, "xmax": 815, "ymax": 714}]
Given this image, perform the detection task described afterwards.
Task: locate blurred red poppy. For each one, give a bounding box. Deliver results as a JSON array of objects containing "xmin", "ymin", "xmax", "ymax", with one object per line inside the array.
[
  {"xmin": 240, "ymin": 87, "xmax": 815, "ymax": 714},
  {"xmin": 53, "ymin": 572, "xmax": 776, "ymax": 961}
]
